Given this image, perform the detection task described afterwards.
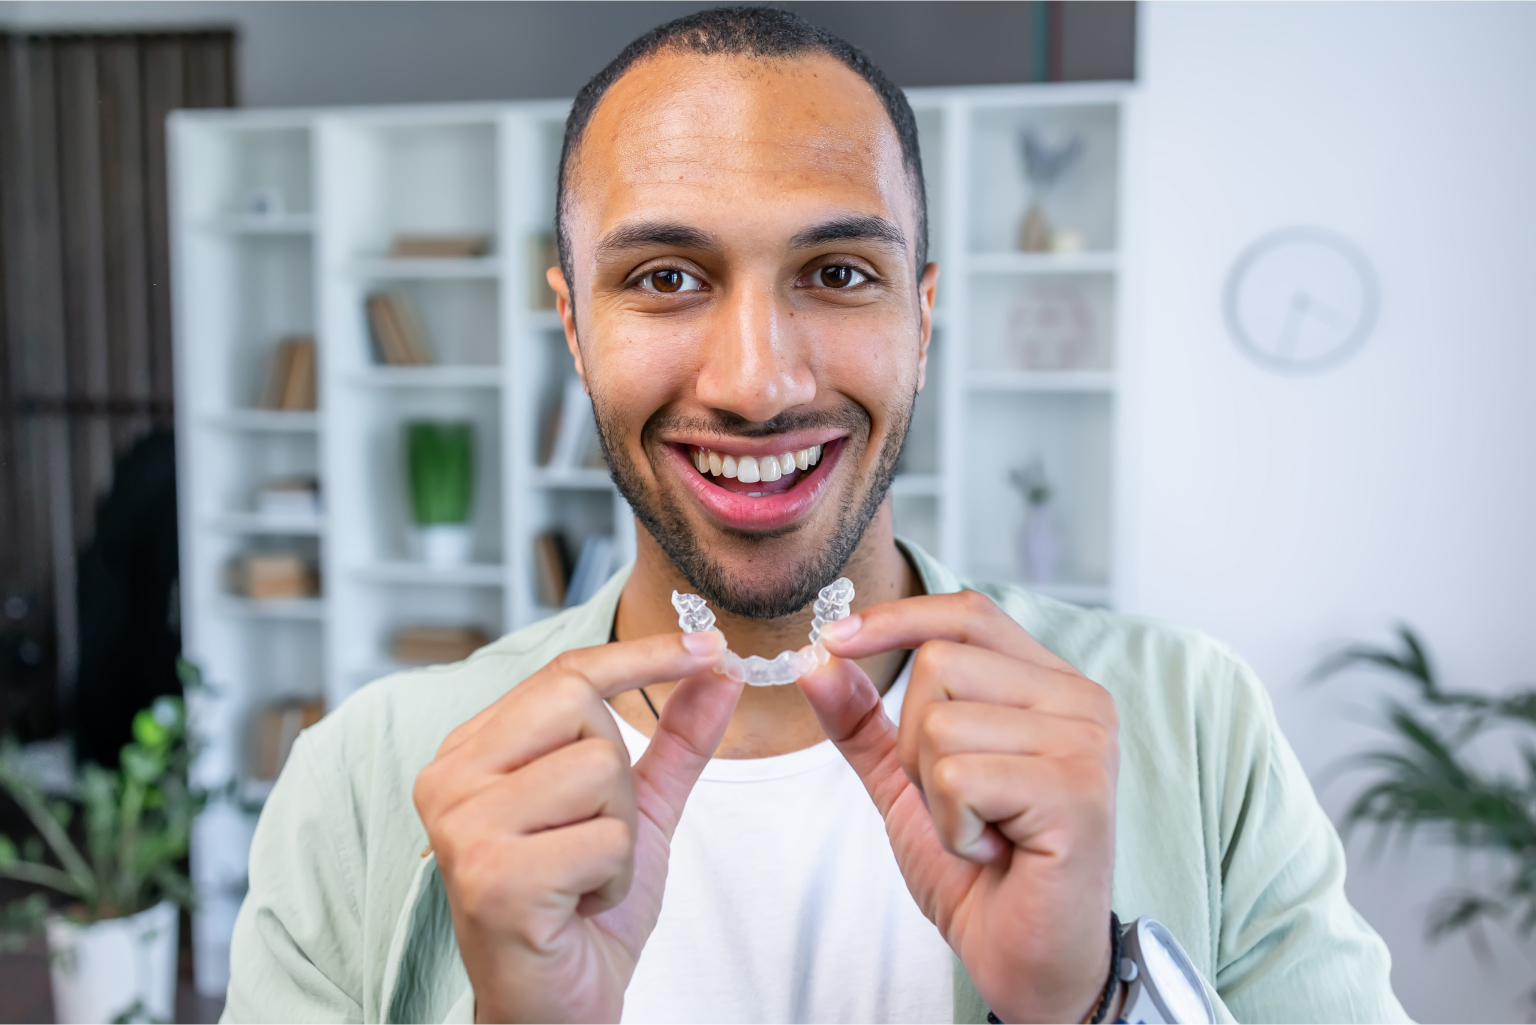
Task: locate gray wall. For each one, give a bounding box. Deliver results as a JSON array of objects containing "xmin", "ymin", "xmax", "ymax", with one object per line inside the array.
[{"xmin": 0, "ymin": 1, "xmax": 1135, "ymax": 108}]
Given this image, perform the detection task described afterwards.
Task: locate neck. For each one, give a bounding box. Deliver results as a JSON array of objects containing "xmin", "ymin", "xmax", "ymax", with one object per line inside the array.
[{"xmin": 611, "ymin": 498, "xmax": 921, "ymax": 758}]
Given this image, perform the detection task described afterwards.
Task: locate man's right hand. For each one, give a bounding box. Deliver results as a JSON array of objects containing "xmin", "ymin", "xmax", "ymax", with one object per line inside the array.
[{"xmin": 413, "ymin": 630, "xmax": 737, "ymax": 1023}]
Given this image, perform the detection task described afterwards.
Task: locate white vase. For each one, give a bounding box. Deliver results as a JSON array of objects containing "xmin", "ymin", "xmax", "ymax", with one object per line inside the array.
[
  {"xmin": 1017, "ymin": 500, "xmax": 1063, "ymax": 583},
  {"xmin": 46, "ymin": 900, "xmax": 178, "ymax": 1024},
  {"xmin": 413, "ymin": 523, "xmax": 474, "ymax": 567}
]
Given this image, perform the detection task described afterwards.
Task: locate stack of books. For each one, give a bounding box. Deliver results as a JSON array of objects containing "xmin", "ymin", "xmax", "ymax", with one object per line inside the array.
[
  {"xmin": 251, "ymin": 699, "xmax": 325, "ymax": 780},
  {"xmin": 365, "ymin": 293, "xmax": 436, "ymax": 365},
  {"xmin": 391, "ymin": 625, "xmax": 490, "ymax": 665},
  {"xmin": 533, "ymin": 531, "xmax": 616, "ymax": 610},
  {"xmin": 389, "ymin": 234, "xmax": 491, "ymax": 259},
  {"xmin": 540, "ymin": 376, "xmax": 605, "ymax": 471},
  {"xmin": 258, "ymin": 336, "xmax": 317, "ymax": 410},
  {"xmin": 229, "ymin": 552, "xmax": 319, "ymax": 600}
]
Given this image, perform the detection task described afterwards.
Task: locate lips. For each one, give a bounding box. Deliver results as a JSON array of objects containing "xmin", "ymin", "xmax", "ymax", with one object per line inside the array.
[{"xmin": 665, "ymin": 437, "xmax": 844, "ymax": 532}]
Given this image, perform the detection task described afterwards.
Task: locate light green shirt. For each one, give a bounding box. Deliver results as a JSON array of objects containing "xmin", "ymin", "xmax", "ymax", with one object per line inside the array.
[{"xmin": 222, "ymin": 541, "xmax": 1407, "ymax": 1023}]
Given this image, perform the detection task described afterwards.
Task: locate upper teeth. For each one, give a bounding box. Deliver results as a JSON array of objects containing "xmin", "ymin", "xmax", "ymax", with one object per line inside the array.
[{"xmin": 691, "ymin": 445, "xmax": 822, "ymax": 481}]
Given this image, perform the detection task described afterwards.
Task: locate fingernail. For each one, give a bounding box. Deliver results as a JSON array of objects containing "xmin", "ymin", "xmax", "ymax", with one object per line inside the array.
[
  {"xmin": 820, "ymin": 614, "xmax": 861, "ymax": 644},
  {"xmin": 682, "ymin": 629, "xmax": 725, "ymax": 655}
]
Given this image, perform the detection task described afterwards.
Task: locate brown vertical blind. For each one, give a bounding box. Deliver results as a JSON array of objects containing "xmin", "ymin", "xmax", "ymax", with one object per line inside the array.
[{"xmin": 0, "ymin": 30, "xmax": 236, "ymax": 710}]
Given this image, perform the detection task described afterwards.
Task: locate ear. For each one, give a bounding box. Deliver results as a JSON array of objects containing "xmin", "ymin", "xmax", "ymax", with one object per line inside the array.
[
  {"xmin": 914, "ymin": 261, "xmax": 941, "ymax": 392},
  {"xmin": 547, "ymin": 265, "xmax": 588, "ymax": 388}
]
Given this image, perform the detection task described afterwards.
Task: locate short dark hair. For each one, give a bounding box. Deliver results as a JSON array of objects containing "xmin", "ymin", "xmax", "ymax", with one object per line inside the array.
[{"xmin": 556, "ymin": 5, "xmax": 928, "ymax": 293}]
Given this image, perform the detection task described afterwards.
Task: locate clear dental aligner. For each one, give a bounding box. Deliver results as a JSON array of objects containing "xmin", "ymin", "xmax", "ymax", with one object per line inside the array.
[{"xmin": 672, "ymin": 577, "xmax": 855, "ymax": 686}]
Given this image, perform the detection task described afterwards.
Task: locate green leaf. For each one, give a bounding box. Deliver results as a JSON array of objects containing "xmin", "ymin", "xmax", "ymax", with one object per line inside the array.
[
  {"xmin": 0, "ymin": 835, "xmax": 16, "ymax": 867},
  {"xmin": 132, "ymin": 709, "xmax": 168, "ymax": 750}
]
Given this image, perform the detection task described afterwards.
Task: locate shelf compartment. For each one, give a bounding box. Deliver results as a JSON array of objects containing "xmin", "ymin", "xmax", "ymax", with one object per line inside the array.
[
  {"xmin": 206, "ymin": 513, "xmax": 325, "ymax": 536},
  {"xmin": 202, "ymin": 213, "xmax": 314, "ymax": 235},
  {"xmin": 215, "ymin": 597, "xmax": 326, "ymax": 621},
  {"xmin": 528, "ymin": 467, "xmax": 614, "ymax": 491},
  {"xmin": 967, "ymin": 102, "xmax": 1120, "ymax": 255},
  {"xmin": 352, "ymin": 256, "xmax": 501, "ymax": 280},
  {"xmin": 964, "ymin": 370, "xmax": 1115, "ymax": 393},
  {"xmin": 960, "ymin": 392, "xmax": 1112, "ymax": 591},
  {"xmin": 351, "ymin": 561, "xmax": 506, "ymax": 587},
  {"xmin": 345, "ymin": 366, "xmax": 502, "ymax": 389},
  {"xmin": 968, "ymin": 252, "xmax": 1118, "ymax": 275},
  {"xmin": 967, "ymin": 272, "xmax": 1116, "ymax": 373},
  {"xmin": 205, "ymin": 411, "xmax": 320, "ymax": 433}
]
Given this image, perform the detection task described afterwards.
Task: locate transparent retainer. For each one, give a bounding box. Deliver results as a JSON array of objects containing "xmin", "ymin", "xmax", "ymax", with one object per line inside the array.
[{"xmin": 672, "ymin": 577, "xmax": 855, "ymax": 686}]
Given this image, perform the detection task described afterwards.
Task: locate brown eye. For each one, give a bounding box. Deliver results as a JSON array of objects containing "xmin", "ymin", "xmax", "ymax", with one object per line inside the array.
[
  {"xmin": 817, "ymin": 265, "xmax": 866, "ymax": 288},
  {"xmin": 637, "ymin": 268, "xmax": 702, "ymax": 293}
]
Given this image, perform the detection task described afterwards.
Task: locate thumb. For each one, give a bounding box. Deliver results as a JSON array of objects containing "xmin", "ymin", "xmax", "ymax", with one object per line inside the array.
[
  {"xmin": 797, "ymin": 657, "xmax": 909, "ymax": 819},
  {"xmin": 630, "ymin": 665, "xmax": 743, "ymax": 837}
]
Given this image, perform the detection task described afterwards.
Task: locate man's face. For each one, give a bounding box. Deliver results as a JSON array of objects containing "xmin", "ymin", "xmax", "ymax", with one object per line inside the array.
[{"xmin": 556, "ymin": 51, "xmax": 936, "ymax": 618}]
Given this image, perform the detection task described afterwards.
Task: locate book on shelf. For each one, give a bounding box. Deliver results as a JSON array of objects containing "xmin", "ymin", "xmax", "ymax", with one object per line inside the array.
[
  {"xmin": 529, "ymin": 233, "xmax": 559, "ymax": 309},
  {"xmin": 389, "ymin": 234, "xmax": 492, "ymax": 259},
  {"xmin": 365, "ymin": 292, "xmax": 436, "ymax": 366},
  {"xmin": 258, "ymin": 336, "xmax": 317, "ymax": 410},
  {"xmin": 565, "ymin": 534, "xmax": 616, "ymax": 608},
  {"xmin": 391, "ymin": 625, "xmax": 490, "ymax": 665},
  {"xmin": 251, "ymin": 699, "xmax": 324, "ymax": 780},
  {"xmin": 533, "ymin": 531, "xmax": 571, "ymax": 607},
  {"xmin": 228, "ymin": 552, "xmax": 319, "ymax": 600},
  {"xmin": 543, "ymin": 376, "xmax": 605, "ymax": 471}
]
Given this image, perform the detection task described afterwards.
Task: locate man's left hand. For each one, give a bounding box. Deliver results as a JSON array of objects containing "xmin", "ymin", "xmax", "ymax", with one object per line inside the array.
[{"xmin": 801, "ymin": 591, "xmax": 1119, "ymax": 1024}]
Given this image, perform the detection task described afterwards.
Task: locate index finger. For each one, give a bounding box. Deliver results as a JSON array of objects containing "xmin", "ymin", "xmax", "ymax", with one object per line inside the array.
[
  {"xmin": 436, "ymin": 629, "xmax": 727, "ymax": 763},
  {"xmin": 818, "ymin": 590, "xmax": 1077, "ymax": 673}
]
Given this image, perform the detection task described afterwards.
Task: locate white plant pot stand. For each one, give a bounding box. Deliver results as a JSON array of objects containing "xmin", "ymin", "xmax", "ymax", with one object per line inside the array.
[{"xmin": 46, "ymin": 900, "xmax": 178, "ymax": 1024}]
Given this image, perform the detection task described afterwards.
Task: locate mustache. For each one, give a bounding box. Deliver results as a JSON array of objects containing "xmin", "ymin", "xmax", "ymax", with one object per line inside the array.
[{"xmin": 640, "ymin": 404, "xmax": 870, "ymax": 444}]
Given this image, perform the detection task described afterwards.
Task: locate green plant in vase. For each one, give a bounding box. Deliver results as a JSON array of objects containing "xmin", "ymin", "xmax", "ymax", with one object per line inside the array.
[
  {"xmin": 1314, "ymin": 626, "xmax": 1536, "ymax": 948},
  {"xmin": 0, "ymin": 660, "xmax": 208, "ymax": 1022},
  {"xmin": 407, "ymin": 420, "xmax": 475, "ymax": 567}
]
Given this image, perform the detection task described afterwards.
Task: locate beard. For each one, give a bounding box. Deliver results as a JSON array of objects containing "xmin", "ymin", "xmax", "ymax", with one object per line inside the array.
[{"xmin": 591, "ymin": 393, "xmax": 914, "ymax": 620}]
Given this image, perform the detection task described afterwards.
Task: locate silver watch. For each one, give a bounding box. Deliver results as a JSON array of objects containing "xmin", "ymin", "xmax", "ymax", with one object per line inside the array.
[{"xmin": 1115, "ymin": 918, "xmax": 1214, "ymax": 1024}]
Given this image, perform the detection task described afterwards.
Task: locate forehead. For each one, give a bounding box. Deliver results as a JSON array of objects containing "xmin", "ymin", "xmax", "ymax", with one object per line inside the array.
[{"xmin": 569, "ymin": 49, "xmax": 911, "ymax": 239}]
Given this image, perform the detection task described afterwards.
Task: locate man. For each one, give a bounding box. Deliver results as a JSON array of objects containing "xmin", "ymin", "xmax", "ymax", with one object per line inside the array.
[{"xmin": 224, "ymin": 8, "xmax": 1406, "ymax": 1023}]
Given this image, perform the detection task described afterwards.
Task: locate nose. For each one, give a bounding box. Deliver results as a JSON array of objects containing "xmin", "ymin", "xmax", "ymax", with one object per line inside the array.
[{"xmin": 693, "ymin": 277, "xmax": 816, "ymax": 423}]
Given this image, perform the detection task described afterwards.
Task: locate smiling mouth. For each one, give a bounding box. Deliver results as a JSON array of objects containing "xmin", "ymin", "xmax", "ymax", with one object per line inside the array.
[
  {"xmin": 665, "ymin": 437, "xmax": 843, "ymax": 532},
  {"xmin": 686, "ymin": 444, "xmax": 824, "ymax": 497}
]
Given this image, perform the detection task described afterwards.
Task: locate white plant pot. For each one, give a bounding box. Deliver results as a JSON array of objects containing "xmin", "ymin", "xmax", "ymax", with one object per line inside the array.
[
  {"xmin": 46, "ymin": 900, "xmax": 178, "ymax": 1024},
  {"xmin": 413, "ymin": 522, "xmax": 474, "ymax": 567}
]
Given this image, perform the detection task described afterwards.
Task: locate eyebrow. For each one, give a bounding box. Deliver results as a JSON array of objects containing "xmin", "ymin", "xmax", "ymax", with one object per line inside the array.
[
  {"xmin": 787, "ymin": 215, "xmax": 906, "ymax": 253},
  {"xmin": 595, "ymin": 222, "xmax": 717, "ymax": 260},
  {"xmin": 592, "ymin": 214, "xmax": 908, "ymax": 262}
]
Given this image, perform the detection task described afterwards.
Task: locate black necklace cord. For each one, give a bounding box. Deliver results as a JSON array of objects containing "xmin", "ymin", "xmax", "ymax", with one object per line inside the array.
[
  {"xmin": 610, "ymin": 618, "xmax": 662, "ymax": 721},
  {"xmin": 639, "ymin": 687, "xmax": 661, "ymax": 720}
]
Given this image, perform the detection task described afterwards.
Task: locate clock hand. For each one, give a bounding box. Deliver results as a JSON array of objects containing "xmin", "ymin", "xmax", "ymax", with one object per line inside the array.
[{"xmin": 1275, "ymin": 293, "xmax": 1308, "ymax": 357}]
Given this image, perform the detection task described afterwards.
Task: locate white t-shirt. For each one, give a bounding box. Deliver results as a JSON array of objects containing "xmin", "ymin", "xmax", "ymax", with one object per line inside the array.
[{"xmin": 611, "ymin": 657, "xmax": 954, "ymax": 1024}]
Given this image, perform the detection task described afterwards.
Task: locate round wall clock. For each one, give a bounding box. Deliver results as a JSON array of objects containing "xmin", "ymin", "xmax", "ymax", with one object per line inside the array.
[{"xmin": 1222, "ymin": 226, "xmax": 1379, "ymax": 374}]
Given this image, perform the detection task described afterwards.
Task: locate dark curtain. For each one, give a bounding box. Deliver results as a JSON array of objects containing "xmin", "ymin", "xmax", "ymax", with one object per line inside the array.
[{"xmin": 0, "ymin": 31, "xmax": 236, "ymax": 742}]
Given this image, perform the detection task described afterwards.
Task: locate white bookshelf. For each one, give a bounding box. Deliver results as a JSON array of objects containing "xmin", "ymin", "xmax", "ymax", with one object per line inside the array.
[{"xmin": 169, "ymin": 83, "xmax": 1131, "ymax": 995}]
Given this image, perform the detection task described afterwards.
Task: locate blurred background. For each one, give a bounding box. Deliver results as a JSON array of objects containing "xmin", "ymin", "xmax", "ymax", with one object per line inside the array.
[{"xmin": 0, "ymin": 2, "xmax": 1531, "ymax": 1022}]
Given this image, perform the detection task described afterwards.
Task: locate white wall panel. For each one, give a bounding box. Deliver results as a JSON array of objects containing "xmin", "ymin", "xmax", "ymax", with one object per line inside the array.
[{"xmin": 1131, "ymin": 4, "xmax": 1536, "ymax": 1020}]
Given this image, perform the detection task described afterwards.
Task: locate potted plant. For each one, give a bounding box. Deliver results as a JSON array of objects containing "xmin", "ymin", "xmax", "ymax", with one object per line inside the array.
[
  {"xmin": 0, "ymin": 691, "xmax": 202, "ymax": 1023},
  {"xmin": 406, "ymin": 420, "xmax": 475, "ymax": 566},
  {"xmin": 1314, "ymin": 627, "xmax": 1536, "ymax": 949}
]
